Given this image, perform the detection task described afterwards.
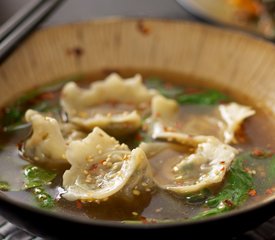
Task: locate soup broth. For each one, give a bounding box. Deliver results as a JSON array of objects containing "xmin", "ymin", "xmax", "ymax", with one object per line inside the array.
[{"xmin": 1, "ymin": 69, "xmax": 275, "ymax": 223}]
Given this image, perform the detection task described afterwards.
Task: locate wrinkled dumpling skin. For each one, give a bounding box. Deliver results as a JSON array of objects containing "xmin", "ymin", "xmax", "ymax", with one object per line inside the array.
[
  {"xmin": 61, "ymin": 73, "xmax": 157, "ymax": 135},
  {"xmin": 24, "ymin": 110, "xmax": 68, "ymax": 166},
  {"xmin": 147, "ymin": 95, "xmax": 255, "ymax": 144},
  {"xmin": 147, "ymin": 95, "xmax": 205, "ymax": 145},
  {"xmin": 62, "ymin": 127, "xmax": 152, "ymax": 201},
  {"xmin": 24, "ymin": 110, "xmax": 85, "ymax": 167},
  {"xmin": 219, "ymin": 102, "xmax": 255, "ymax": 143},
  {"xmin": 141, "ymin": 135, "xmax": 238, "ymax": 195}
]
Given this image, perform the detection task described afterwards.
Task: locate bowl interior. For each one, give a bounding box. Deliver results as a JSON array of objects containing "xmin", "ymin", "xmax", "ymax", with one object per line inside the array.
[{"xmin": 1, "ymin": 19, "xmax": 275, "ymax": 230}]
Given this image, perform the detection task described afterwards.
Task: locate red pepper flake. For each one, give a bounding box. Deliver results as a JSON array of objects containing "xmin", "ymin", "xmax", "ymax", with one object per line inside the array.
[
  {"xmin": 184, "ymin": 87, "xmax": 202, "ymax": 94},
  {"xmin": 175, "ymin": 122, "xmax": 183, "ymax": 129},
  {"xmin": 39, "ymin": 92, "xmax": 55, "ymax": 100},
  {"xmin": 137, "ymin": 20, "xmax": 150, "ymax": 35},
  {"xmin": 99, "ymin": 160, "xmax": 105, "ymax": 165},
  {"xmin": 251, "ymin": 148, "xmax": 265, "ymax": 157},
  {"xmin": 90, "ymin": 163, "xmax": 98, "ymax": 171},
  {"xmin": 155, "ymin": 112, "xmax": 161, "ymax": 117},
  {"xmin": 140, "ymin": 216, "xmax": 148, "ymax": 224},
  {"xmin": 67, "ymin": 47, "xmax": 84, "ymax": 57},
  {"xmin": 248, "ymin": 189, "xmax": 257, "ymax": 197},
  {"xmin": 164, "ymin": 82, "xmax": 173, "ymax": 89},
  {"xmin": 265, "ymin": 188, "xmax": 273, "ymax": 195},
  {"xmin": 135, "ymin": 133, "xmax": 143, "ymax": 141},
  {"xmin": 224, "ymin": 199, "xmax": 234, "ymax": 207},
  {"xmin": 76, "ymin": 200, "xmax": 83, "ymax": 209},
  {"xmin": 220, "ymin": 167, "xmax": 225, "ymax": 171}
]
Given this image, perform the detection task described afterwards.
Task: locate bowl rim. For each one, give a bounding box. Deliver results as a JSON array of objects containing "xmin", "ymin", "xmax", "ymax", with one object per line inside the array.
[{"xmin": 1, "ymin": 17, "xmax": 275, "ymax": 229}]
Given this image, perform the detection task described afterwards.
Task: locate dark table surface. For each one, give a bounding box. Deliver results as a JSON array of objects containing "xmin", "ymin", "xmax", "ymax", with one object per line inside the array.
[{"xmin": 0, "ymin": 1, "xmax": 275, "ymax": 239}]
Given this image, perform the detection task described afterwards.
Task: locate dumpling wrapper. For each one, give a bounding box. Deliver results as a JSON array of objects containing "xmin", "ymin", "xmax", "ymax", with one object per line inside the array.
[
  {"xmin": 24, "ymin": 110, "xmax": 85, "ymax": 167},
  {"xmin": 141, "ymin": 135, "xmax": 238, "ymax": 195},
  {"xmin": 147, "ymin": 95, "xmax": 255, "ymax": 144},
  {"xmin": 62, "ymin": 127, "xmax": 152, "ymax": 201},
  {"xmin": 219, "ymin": 103, "xmax": 255, "ymax": 143},
  {"xmin": 61, "ymin": 73, "xmax": 157, "ymax": 135},
  {"xmin": 24, "ymin": 110, "xmax": 68, "ymax": 166}
]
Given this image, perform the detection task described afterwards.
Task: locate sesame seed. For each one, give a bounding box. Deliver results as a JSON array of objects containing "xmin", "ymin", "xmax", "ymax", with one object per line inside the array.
[
  {"xmin": 145, "ymin": 188, "xmax": 151, "ymax": 192},
  {"xmin": 141, "ymin": 182, "xmax": 148, "ymax": 187},
  {"xmin": 132, "ymin": 212, "xmax": 138, "ymax": 216},
  {"xmin": 155, "ymin": 208, "xmax": 163, "ymax": 213},
  {"xmin": 133, "ymin": 190, "xmax": 141, "ymax": 196}
]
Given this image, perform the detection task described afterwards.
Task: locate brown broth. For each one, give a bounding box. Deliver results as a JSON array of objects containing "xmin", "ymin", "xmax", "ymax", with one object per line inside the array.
[{"xmin": 1, "ymin": 69, "xmax": 275, "ymax": 223}]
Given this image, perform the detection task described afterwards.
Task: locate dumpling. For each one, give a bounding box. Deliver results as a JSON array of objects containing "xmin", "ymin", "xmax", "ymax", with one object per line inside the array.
[
  {"xmin": 141, "ymin": 136, "xmax": 238, "ymax": 195},
  {"xmin": 23, "ymin": 110, "xmax": 85, "ymax": 167},
  {"xmin": 23, "ymin": 110, "xmax": 68, "ymax": 167},
  {"xmin": 146, "ymin": 95, "xmax": 255, "ymax": 144},
  {"xmin": 61, "ymin": 73, "xmax": 157, "ymax": 136},
  {"xmin": 62, "ymin": 127, "xmax": 152, "ymax": 202},
  {"xmin": 146, "ymin": 95, "xmax": 205, "ymax": 145},
  {"xmin": 219, "ymin": 102, "xmax": 255, "ymax": 143}
]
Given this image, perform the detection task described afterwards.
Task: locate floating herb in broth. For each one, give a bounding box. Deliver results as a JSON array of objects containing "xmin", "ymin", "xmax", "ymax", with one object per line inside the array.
[{"xmin": 0, "ymin": 71, "xmax": 275, "ymax": 224}]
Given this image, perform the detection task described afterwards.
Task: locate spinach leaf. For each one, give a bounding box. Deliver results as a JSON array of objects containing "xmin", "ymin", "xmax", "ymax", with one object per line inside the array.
[
  {"xmin": 23, "ymin": 165, "xmax": 57, "ymax": 209},
  {"xmin": 24, "ymin": 165, "xmax": 57, "ymax": 189},
  {"xmin": 194, "ymin": 153, "xmax": 253, "ymax": 219},
  {"xmin": 177, "ymin": 90, "xmax": 229, "ymax": 105},
  {"xmin": 32, "ymin": 187, "xmax": 55, "ymax": 208},
  {"xmin": 0, "ymin": 181, "xmax": 10, "ymax": 191},
  {"xmin": 145, "ymin": 78, "xmax": 183, "ymax": 98},
  {"xmin": 1, "ymin": 74, "xmax": 83, "ymax": 130}
]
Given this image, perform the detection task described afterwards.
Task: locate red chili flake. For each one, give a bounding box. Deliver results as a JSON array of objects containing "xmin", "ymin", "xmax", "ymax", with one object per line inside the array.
[
  {"xmin": 220, "ymin": 161, "xmax": 225, "ymax": 164},
  {"xmin": 224, "ymin": 199, "xmax": 234, "ymax": 207},
  {"xmin": 265, "ymin": 188, "xmax": 273, "ymax": 195},
  {"xmin": 184, "ymin": 87, "xmax": 202, "ymax": 94},
  {"xmin": 135, "ymin": 133, "xmax": 143, "ymax": 141},
  {"xmin": 137, "ymin": 20, "xmax": 150, "ymax": 35},
  {"xmin": 251, "ymin": 148, "xmax": 265, "ymax": 157},
  {"xmin": 140, "ymin": 216, "xmax": 148, "ymax": 224},
  {"xmin": 76, "ymin": 200, "xmax": 83, "ymax": 209},
  {"xmin": 99, "ymin": 160, "xmax": 105, "ymax": 165},
  {"xmin": 220, "ymin": 167, "xmax": 225, "ymax": 171},
  {"xmin": 67, "ymin": 47, "xmax": 84, "ymax": 57},
  {"xmin": 155, "ymin": 112, "xmax": 161, "ymax": 117},
  {"xmin": 248, "ymin": 189, "xmax": 257, "ymax": 197},
  {"xmin": 164, "ymin": 82, "xmax": 173, "ymax": 89},
  {"xmin": 108, "ymin": 100, "xmax": 119, "ymax": 107},
  {"xmin": 174, "ymin": 122, "xmax": 183, "ymax": 130},
  {"xmin": 90, "ymin": 164, "xmax": 98, "ymax": 171},
  {"xmin": 39, "ymin": 92, "xmax": 56, "ymax": 100},
  {"xmin": 163, "ymin": 126, "xmax": 169, "ymax": 132}
]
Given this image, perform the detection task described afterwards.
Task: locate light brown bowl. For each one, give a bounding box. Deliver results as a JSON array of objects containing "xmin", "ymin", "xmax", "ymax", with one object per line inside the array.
[{"xmin": 1, "ymin": 19, "xmax": 275, "ymax": 239}]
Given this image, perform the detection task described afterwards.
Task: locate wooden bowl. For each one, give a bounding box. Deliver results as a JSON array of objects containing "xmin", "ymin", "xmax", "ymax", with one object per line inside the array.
[{"xmin": 1, "ymin": 19, "xmax": 275, "ymax": 239}]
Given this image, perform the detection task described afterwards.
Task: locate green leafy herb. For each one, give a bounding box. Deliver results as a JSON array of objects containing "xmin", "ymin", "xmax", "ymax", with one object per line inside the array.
[
  {"xmin": 32, "ymin": 187, "xmax": 55, "ymax": 208},
  {"xmin": 145, "ymin": 78, "xmax": 183, "ymax": 98},
  {"xmin": 177, "ymin": 90, "xmax": 229, "ymax": 105},
  {"xmin": 1, "ymin": 74, "xmax": 83, "ymax": 130},
  {"xmin": 194, "ymin": 153, "xmax": 253, "ymax": 219},
  {"xmin": 23, "ymin": 165, "xmax": 57, "ymax": 209},
  {"xmin": 0, "ymin": 181, "xmax": 10, "ymax": 191},
  {"xmin": 24, "ymin": 165, "xmax": 57, "ymax": 189},
  {"xmin": 186, "ymin": 189, "xmax": 211, "ymax": 205}
]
